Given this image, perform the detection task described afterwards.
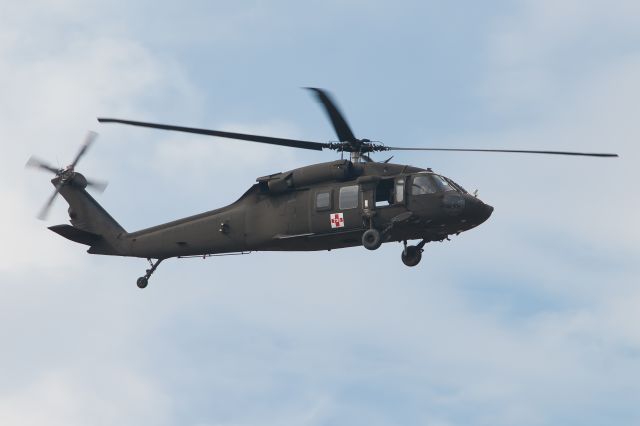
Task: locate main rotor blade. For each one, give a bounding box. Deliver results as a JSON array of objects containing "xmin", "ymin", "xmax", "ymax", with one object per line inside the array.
[
  {"xmin": 70, "ymin": 131, "xmax": 98, "ymax": 169},
  {"xmin": 25, "ymin": 156, "xmax": 59, "ymax": 174},
  {"xmin": 98, "ymin": 118, "xmax": 328, "ymax": 151},
  {"xmin": 384, "ymin": 147, "xmax": 619, "ymax": 157},
  {"xmin": 37, "ymin": 181, "xmax": 64, "ymax": 220},
  {"xmin": 305, "ymin": 88, "xmax": 357, "ymax": 142}
]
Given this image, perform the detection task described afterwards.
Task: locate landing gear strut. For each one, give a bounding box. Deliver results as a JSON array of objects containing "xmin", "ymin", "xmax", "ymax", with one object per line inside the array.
[
  {"xmin": 401, "ymin": 240, "xmax": 426, "ymax": 267},
  {"xmin": 137, "ymin": 258, "xmax": 164, "ymax": 289}
]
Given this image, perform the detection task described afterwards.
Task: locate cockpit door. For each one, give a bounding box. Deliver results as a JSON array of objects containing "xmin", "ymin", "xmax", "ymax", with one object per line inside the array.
[{"xmin": 408, "ymin": 174, "xmax": 441, "ymax": 216}]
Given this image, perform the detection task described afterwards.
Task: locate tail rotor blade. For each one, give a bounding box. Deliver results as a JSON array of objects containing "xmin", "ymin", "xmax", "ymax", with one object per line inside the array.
[
  {"xmin": 29, "ymin": 131, "xmax": 105, "ymax": 220},
  {"xmin": 37, "ymin": 182, "xmax": 64, "ymax": 220},
  {"xmin": 86, "ymin": 178, "xmax": 108, "ymax": 193},
  {"xmin": 70, "ymin": 131, "xmax": 98, "ymax": 169},
  {"xmin": 25, "ymin": 156, "xmax": 59, "ymax": 174}
]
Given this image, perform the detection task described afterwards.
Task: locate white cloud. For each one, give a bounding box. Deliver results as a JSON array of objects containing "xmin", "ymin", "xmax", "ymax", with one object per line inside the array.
[
  {"xmin": 0, "ymin": 370, "xmax": 171, "ymax": 426},
  {"xmin": 483, "ymin": 0, "xmax": 640, "ymax": 112}
]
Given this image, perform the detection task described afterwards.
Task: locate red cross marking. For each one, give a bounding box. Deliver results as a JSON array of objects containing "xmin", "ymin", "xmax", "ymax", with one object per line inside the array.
[{"xmin": 330, "ymin": 213, "xmax": 345, "ymax": 228}]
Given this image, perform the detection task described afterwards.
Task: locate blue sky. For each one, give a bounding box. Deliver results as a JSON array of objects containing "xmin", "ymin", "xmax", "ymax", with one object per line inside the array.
[{"xmin": 1, "ymin": 1, "xmax": 639, "ymax": 425}]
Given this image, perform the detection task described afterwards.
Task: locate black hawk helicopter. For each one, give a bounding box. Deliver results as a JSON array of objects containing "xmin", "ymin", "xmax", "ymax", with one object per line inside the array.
[{"xmin": 27, "ymin": 88, "xmax": 618, "ymax": 288}]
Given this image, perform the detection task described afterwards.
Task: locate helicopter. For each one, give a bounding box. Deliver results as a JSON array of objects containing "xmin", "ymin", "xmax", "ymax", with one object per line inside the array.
[{"xmin": 26, "ymin": 88, "xmax": 618, "ymax": 289}]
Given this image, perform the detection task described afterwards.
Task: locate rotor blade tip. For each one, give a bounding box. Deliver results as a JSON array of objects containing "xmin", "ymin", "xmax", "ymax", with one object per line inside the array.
[
  {"xmin": 87, "ymin": 180, "xmax": 109, "ymax": 193},
  {"xmin": 305, "ymin": 87, "xmax": 328, "ymax": 98}
]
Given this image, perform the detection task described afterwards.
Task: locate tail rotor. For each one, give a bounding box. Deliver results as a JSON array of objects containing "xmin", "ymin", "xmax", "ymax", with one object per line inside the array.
[{"xmin": 26, "ymin": 131, "xmax": 108, "ymax": 220}]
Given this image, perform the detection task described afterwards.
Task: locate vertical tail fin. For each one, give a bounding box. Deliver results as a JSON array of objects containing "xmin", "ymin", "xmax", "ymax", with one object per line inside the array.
[
  {"xmin": 53, "ymin": 174, "xmax": 129, "ymax": 256},
  {"xmin": 27, "ymin": 132, "xmax": 130, "ymax": 256}
]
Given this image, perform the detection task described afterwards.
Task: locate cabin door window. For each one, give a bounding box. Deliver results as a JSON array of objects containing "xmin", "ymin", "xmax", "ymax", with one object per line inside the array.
[{"xmin": 338, "ymin": 185, "xmax": 359, "ymax": 210}]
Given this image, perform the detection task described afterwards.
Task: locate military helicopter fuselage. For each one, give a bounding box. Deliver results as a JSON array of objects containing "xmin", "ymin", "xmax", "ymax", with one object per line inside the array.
[{"xmin": 58, "ymin": 159, "xmax": 491, "ymax": 261}]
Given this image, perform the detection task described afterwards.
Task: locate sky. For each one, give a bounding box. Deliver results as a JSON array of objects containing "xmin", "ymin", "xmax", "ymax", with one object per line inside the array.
[{"xmin": 1, "ymin": 0, "xmax": 639, "ymax": 425}]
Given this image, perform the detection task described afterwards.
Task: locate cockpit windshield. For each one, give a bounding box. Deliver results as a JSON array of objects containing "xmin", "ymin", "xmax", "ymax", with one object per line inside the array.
[
  {"xmin": 432, "ymin": 174, "xmax": 455, "ymax": 192},
  {"xmin": 411, "ymin": 173, "xmax": 460, "ymax": 195},
  {"xmin": 444, "ymin": 177, "xmax": 467, "ymax": 193}
]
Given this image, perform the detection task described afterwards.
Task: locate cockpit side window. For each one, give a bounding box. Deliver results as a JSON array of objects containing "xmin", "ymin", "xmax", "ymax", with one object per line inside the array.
[{"xmin": 411, "ymin": 175, "xmax": 437, "ymax": 195}]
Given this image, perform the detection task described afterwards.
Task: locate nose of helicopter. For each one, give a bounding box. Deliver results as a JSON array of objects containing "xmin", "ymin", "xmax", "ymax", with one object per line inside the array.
[
  {"xmin": 480, "ymin": 202, "xmax": 494, "ymax": 223},
  {"xmin": 464, "ymin": 195, "xmax": 493, "ymax": 225}
]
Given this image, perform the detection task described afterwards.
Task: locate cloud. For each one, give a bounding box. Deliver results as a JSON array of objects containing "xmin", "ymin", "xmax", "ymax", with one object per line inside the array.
[
  {"xmin": 0, "ymin": 370, "xmax": 171, "ymax": 426},
  {"xmin": 483, "ymin": 0, "xmax": 640, "ymax": 112}
]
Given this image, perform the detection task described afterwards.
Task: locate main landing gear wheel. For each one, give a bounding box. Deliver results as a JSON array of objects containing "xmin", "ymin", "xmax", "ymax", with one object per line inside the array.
[
  {"xmin": 362, "ymin": 229, "xmax": 382, "ymax": 250},
  {"xmin": 136, "ymin": 277, "xmax": 148, "ymax": 289},
  {"xmin": 401, "ymin": 245, "xmax": 422, "ymax": 267}
]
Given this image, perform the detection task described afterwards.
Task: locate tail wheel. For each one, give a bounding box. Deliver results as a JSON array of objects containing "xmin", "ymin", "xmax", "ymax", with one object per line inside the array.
[
  {"xmin": 401, "ymin": 246, "xmax": 422, "ymax": 267},
  {"xmin": 136, "ymin": 277, "xmax": 148, "ymax": 289}
]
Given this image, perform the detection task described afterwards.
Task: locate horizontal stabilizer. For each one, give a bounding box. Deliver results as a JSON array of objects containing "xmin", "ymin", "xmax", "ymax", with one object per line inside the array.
[{"xmin": 49, "ymin": 224, "xmax": 101, "ymax": 246}]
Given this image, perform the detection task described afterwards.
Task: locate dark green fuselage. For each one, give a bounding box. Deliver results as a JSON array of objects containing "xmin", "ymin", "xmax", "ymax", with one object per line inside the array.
[{"xmin": 52, "ymin": 160, "xmax": 493, "ymax": 259}]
